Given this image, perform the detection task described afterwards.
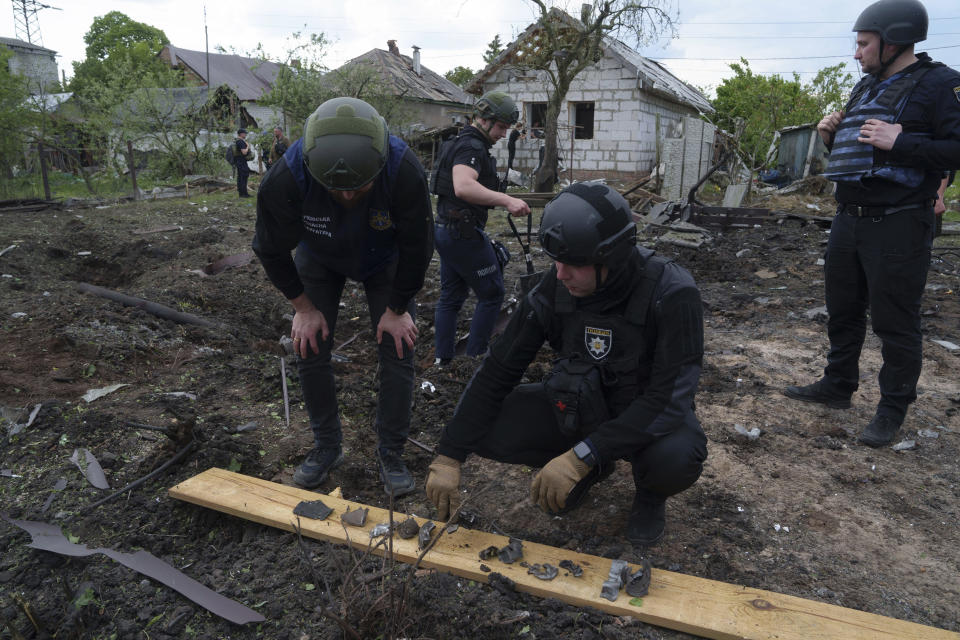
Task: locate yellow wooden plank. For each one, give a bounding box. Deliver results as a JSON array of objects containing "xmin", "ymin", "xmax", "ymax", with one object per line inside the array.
[{"xmin": 168, "ymin": 468, "xmax": 958, "ymax": 640}]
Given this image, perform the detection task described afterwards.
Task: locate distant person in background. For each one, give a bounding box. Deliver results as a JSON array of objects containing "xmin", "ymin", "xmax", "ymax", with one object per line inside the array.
[
  {"xmin": 234, "ymin": 128, "xmax": 252, "ymax": 198},
  {"xmin": 933, "ymin": 171, "xmax": 954, "ymax": 237},
  {"xmin": 783, "ymin": 0, "xmax": 960, "ymax": 447},
  {"xmin": 269, "ymin": 126, "xmax": 291, "ymax": 170},
  {"xmin": 505, "ymin": 121, "xmax": 525, "ymax": 179}
]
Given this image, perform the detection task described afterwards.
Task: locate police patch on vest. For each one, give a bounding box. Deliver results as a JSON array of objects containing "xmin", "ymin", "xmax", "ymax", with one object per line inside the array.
[
  {"xmin": 369, "ymin": 210, "xmax": 392, "ymax": 231},
  {"xmin": 954, "ymin": 85, "xmax": 960, "ymax": 103},
  {"xmin": 584, "ymin": 326, "xmax": 612, "ymax": 360}
]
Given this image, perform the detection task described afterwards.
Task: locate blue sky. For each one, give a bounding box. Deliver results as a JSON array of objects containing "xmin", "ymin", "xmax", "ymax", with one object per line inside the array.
[{"xmin": 4, "ymin": 1, "xmax": 958, "ymax": 96}]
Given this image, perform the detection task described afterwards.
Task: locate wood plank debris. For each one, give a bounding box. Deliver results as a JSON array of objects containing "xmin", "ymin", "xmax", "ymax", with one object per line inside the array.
[{"xmin": 168, "ymin": 468, "xmax": 959, "ymax": 640}]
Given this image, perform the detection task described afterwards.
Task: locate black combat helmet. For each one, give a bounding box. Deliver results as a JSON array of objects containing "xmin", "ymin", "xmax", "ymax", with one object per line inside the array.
[
  {"xmin": 475, "ymin": 91, "xmax": 520, "ymax": 125},
  {"xmin": 539, "ymin": 183, "xmax": 637, "ymax": 267},
  {"xmin": 303, "ymin": 97, "xmax": 389, "ymax": 190},
  {"xmin": 853, "ymin": 0, "xmax": 928, "ymax": 44}
]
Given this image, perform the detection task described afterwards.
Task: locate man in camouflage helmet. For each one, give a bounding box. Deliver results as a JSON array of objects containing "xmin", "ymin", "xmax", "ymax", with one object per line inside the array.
[
  {"xmin": 253, "ymin": 97, "xmax": 434, "ymax": 497},
  {"xmin": 431, "ymin": 90, "xmax": 531, "ymax": 367},
  {"xmin": 784, "ymin": 0, "xmax": 960, "ymax": 447},
  {"xmin": 426, "ymin": 184, "xmax": 707, "ymax": 546}
]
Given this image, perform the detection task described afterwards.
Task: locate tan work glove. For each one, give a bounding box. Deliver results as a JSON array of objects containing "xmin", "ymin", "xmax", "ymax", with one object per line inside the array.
[
  {"xmin": 530, "ymin": 449, "xmax": 591, "ymax": 513},
  {"xmin": 426, "ymin": 455, "xmax": 462, "ymax": 521}
]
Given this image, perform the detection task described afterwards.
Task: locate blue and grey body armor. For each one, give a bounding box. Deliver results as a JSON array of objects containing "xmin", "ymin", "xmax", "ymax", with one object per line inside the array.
[{"xmin": 822, "ymin": 66, "xmax": 933, "ymax": 188}]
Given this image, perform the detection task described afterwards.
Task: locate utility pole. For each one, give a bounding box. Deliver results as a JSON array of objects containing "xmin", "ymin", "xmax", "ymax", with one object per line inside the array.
[{"xmin": 10, "ymin": 0, "xmax": 60, "ymax": 45}]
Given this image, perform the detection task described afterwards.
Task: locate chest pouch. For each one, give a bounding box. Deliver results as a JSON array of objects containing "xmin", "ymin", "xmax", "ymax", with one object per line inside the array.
[{"xmin": 542, "ymin": 355, "xmax": 610, "ymax": 437}]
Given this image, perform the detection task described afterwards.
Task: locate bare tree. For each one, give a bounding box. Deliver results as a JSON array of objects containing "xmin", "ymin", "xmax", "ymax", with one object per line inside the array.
[{"xmin": 514, "ymin": 2, "xmax": 675, "ymax": 191}]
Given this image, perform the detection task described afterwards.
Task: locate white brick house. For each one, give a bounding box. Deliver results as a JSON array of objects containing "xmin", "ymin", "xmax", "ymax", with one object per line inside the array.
[{"xmin": 465, "ymin": 14, "xmax": 713, "ymax": 183}]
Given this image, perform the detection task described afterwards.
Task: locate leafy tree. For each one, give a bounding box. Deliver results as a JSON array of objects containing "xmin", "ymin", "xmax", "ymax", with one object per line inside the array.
[
  {"xmin": 0, "ymin": 45, "xmax": 34, "ymax": 183},
  {"xmin": 510, "ymin": 2, "xmax": 675, "ymax": 191},
  {"xmin": 483, "ymin": 35, "xmax": 505, "ymax": 65},
  {"xmin": 711, "ymin": 60, "xmax": 853, "ymax": 169},
  {"xmin": 444, "ymin": 65, "xmax": 475, "ymax": 88},
  {"xmin": 70, "ymin": 12, "xmax": 172, "ymax": 98}
]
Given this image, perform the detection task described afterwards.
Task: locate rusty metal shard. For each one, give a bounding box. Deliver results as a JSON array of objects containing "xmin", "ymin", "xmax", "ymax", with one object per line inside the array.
[
  {"xmin": 397, "ymin": 517, "xmax": 420, "ymax": 539},
  {"xmin": 1, "ymin": 514, "xmax": 264, "ymax": 624},
  {"xmin": 292, "ymin": 499, "xmax": 333, "ymax": 521},
  {"xmin": 601, "ymin": 559, "xmax": 629, "ymax": 601},
  {"xmin": 340, "ymin": 507, "xmax": 368, "ymax": 527},
  {"xmin": 69, "ymin": 448, "xmax": 110, "ymax": 489},
  {"xmin": 527, "ymin": 563, "xmax": 559, "ymax": 580},
  {"xmin": 418, "ymin": 520, "xmax": 436, "ymax": 550},
  {"xmin": 479, "ymin": 545, "xmax": 499, "ymax": 560},
  {"xmin": 559, "ymin": 559, "xmax": 584, "ymax": 577},
  {"xmin": 626, "ymin": 558, "xmax": 653, "ymax": 597},
  {"xmin": 498, "ymin": 537, "xmax": 523, "ymax": 564}
]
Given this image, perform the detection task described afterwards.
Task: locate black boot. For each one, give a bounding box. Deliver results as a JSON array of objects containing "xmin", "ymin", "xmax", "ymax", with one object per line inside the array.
[
  {"xmin": 783, "ymin": 380, "xmax": 851, "ymax": 409},
  {"xmin": 626, "ymin": 490, "xmax": 666, "ymax": 546},
  {"xmin": 858, "ymin": 413, "xmax": 903, "ymax": 448}
]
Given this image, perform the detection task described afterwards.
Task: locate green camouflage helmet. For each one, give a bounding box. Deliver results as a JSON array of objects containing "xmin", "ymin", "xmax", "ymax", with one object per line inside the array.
[
  {"xmin": 475, "ymin": 91, "xmax": 520, "ymax": 125},
  {"xmin": 303, "ymin": 97, "xmax": 389, "ymax": 190}
]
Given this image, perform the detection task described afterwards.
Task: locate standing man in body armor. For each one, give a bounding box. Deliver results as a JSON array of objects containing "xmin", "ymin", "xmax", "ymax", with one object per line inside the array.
[
  {"xmin": 784, "ymin": 0, "xmax": 960, "ymax": 447},
  {"xmin": 425, "ymin": 184, "xmax": 707, "ymax": 545},
  {"xmin": 431, "ymin": 91, "xmax": 531, "ymax": 366},
  {"xmin": 253, "ymin": 97, "xmax": 434, "ymax": 496}
]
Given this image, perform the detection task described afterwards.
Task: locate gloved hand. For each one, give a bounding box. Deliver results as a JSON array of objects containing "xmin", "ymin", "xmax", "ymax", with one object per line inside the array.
[
  {"xmin": 426, "ymin": 455, "xmax": 462, "ymax": 521},
  {"xmin": 530, "ymin": 449, "xmax": 591, "ymax": 513}
]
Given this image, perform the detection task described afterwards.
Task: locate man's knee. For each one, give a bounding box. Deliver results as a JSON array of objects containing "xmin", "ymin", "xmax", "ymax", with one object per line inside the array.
[{"xmin": 631, "ymin": 430, "xmax": 706, "ymax": 496}]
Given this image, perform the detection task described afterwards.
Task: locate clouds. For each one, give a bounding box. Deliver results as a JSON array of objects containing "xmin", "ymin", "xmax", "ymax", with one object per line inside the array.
[{"xmin": 4, "ymin": 0, "xmax": 957, "ymax": 92}]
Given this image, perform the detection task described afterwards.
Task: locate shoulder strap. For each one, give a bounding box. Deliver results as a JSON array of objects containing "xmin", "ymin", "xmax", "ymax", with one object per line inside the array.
[{"xmin": 624, "ymin": 255, "xmax": 669, "ymax": 326}]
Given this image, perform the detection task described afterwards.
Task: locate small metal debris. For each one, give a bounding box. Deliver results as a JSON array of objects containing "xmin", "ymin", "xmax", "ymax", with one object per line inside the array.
[
  {"xmin": 497, "ymin": 538, "xmax": 523, "ymax": 564},
  {"xmin": 69, "ymin": 448, "xmax": 110, "ymax": 489},
  {"xmin": 293, "ymin": 499, "xmax": 333, "ymax": 521},
  {"xmin": 930, "ymin": 339, "xmax": 959, "ymax": 351},
  {"xmin": 341, "ymin": 507, "xmax": 368, "ymax": 527},
  {"xmin": 601, "ymin": 559, "xmax": 629, "ymax": 601},
  {"xmin": 234, "ymin": 421, "xmax": 259, "ymax": 433},
  {"xmin": 397, "ymin": 517, "xmax": 420, "ymax": 539},
  {"xmin": 479, "ymin": 545, "xmax": 499, "ymax": 560},
  {"xmin": 480, "ymin": 563, "xmax": 491, "ymax": 572},
  {"xmin": 559, "ymin": 559, "xmax": 583, "ymax": 577},
  {"xmin": 418, "ymin": 521, "xmax": 436, "ymax": 550},
  {"xmin": 527, "ymin": 563, "xmax": 559, "ymax": 581},
  {"xmin": 1, "ymin": 469, "xmax": 22, "ymax": 478},
  {"xmin": 420, "ymin": 380, "xmax": 436, "ymax": 393},
  {"xmin": 892, "ymin": 440, "xmax": 917, "ymax": 451},
  {"xmin": 370, "ymin": 523, "xmax": 392, "ymax": 538},
  {"xmin": 446, "ymin": 524, "xmax": 459, "ymax": 534},
  {"xmin": 625, "ymin": 558, "xmax": 653, "ymax": 597},
  {"xmin": 917, "ymin": 429, "xmax": 940, "ymax": 439}
]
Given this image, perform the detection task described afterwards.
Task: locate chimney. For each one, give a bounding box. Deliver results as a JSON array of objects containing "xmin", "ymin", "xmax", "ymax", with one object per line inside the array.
[
  {"xmin": 387, "ymin": 40, "xmax": 400, "ymax": 56},
  {"xmin": 412, "ymin": 46, "xmax": 421, "ymax": 76}
]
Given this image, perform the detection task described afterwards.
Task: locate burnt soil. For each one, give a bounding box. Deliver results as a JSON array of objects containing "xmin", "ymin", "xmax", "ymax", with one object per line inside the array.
[{"xmin": 0, "ymin": 186, "xmax": 958, "ymax": 640}]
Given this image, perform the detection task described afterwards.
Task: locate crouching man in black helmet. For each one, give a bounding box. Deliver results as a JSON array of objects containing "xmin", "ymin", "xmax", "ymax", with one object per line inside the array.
[
  {"xmin": 425, "ymin": 184, "xmax": 707, "ymax": 545},
  {"xmin": 252, "ymin": 97, "xmax": 434, "ymax": 496},
  {"xmin": 784, "ymin": 0, "xmax": 960, "ymax": 447},
  {"xmin": 432, "ymin": 90, "xmax": 531, "ymax": 366}
]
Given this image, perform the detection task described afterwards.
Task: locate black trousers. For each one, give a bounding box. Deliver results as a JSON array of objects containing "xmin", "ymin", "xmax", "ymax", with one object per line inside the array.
[
  {"xmin": 823, "ymin": 206, "xmax": 934, "ymax": 419},
  {"xmin": 293, "ymin": 250, "xmax": 416, "ymax": 452},
  {"xmin": 236, "ymin": 162, "xmax": 250, "ymax": 196},
  {"xmin": 471, "ymin": 384, "xmax": 707, "ymax": 500}
]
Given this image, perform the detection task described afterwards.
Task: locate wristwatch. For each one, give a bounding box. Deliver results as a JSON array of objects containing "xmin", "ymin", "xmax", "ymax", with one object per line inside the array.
[{"xmin": 572, "ymin": 441, "xmax": 598, "ymax": 468}]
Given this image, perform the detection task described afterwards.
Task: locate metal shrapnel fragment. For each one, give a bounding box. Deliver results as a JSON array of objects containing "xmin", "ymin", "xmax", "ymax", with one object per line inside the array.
[
  {"xmin": 341, "ymin": 507, "xmax": 368, "ymax": 527},
  {"xmin": 625, "ymin": 558, "xmax": 652, "ymax": 597},
  {"xmin": 418, "ymin": 521, "xmax": 436, "ymax": 550},
  {"xmin": 600, "ymin": 559, "xmax": 629, "ymax": 601},
  {"xmin": 292, "ymin": 499, "xmax": 333, "ymax": 521},
  {"xmin": 527, "ymin": 563, "xmax": 559, "ymax": 581},
  {"xmin": 446, "ymin": 524, "xmax": 459, "ymax": 534},
  {"xmin": 479, "ymin": 563, "xmax": 491, "ymax": 572},
  {"xmin": 397, "ymin": 517, "xmax": 420, "ymax": 539},
  {"xmin": 497, "ymin": 538, "xmax": 523, "ymax": 564},
  {"xmin": 370, "ymin": 523, "xmax": 392, "ymax": 538},
  {"xmin": 559, "ymin": 559, "xmax": 583, "ymax": 577},
  {"xmin": 479, "ymin": 545, "xmax": 499, "ymax": 560}
]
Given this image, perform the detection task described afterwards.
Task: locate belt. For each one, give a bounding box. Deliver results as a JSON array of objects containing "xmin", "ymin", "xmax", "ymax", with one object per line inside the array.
[{"xmin": 839, "ymin": 200, "xmax": 933, "ymax": 217}]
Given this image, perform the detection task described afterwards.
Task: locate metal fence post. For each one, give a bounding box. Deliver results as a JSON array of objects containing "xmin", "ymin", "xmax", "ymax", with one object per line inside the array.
[
  {"xmin": 127, "ymin": 140, "xmax": 139, "ymax": 200},
  {"xmin": 38, "ymin": 142, "xmax": 51, "ymax": 200}
]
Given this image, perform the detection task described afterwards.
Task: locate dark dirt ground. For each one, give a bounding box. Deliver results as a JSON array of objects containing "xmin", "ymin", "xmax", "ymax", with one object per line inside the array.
[{"xmin": 0, "ymin": 181, "xmax": 958, "ymax": 640}]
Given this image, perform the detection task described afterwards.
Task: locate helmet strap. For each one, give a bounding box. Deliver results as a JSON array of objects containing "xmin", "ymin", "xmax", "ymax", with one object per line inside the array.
[{"xmin": 877, "ymin": 41, "xmax": 908, "ymax": 76}]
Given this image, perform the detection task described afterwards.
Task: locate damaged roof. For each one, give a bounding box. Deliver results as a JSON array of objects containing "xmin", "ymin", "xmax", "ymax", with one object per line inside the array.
[
  {"xmin": 464, "ymin": 8, "xmax": 712, "ymax": 114},
  {"xmin": 0, "ymin": 36, "xmax": 56, "ymax": 54},
  {"xmin": 160, "ymin": 44, "xmax": 282, "ymax": 102},
  {"xmin": 340, "ymin": 47, "xmax": 473, "ymax": 107}
]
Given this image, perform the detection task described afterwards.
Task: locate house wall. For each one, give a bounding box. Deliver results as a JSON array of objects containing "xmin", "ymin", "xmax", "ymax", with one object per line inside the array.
[
  {"xmin": 6, "ymin": 45, "xmax": 58, "ymax": 93},
  {"xmin": 479, "ymin": 51, "xmax": 699, "ymax": 183},
  {"xmin": 410, "ymin": 101, "xmax": 474, "ymax": 130}
]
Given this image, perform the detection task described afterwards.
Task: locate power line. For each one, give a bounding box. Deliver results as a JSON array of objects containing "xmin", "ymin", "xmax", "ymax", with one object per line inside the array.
[
  {"xmin": 649, "ymin": 44, "xmax": 960, "ymax": 61},
  {"xmin": 679, "ymin": 16, "xmax": 960, "ymax": 25}
]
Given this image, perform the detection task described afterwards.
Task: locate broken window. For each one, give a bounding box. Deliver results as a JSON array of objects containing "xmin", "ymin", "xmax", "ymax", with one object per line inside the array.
[
  {"xmin": 528, "ymin": 102, "xmax": 547, "ymax": 134},
  {"xmin": 572, "ymin": 102, "xmax": 594, "ymax": 140}
]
